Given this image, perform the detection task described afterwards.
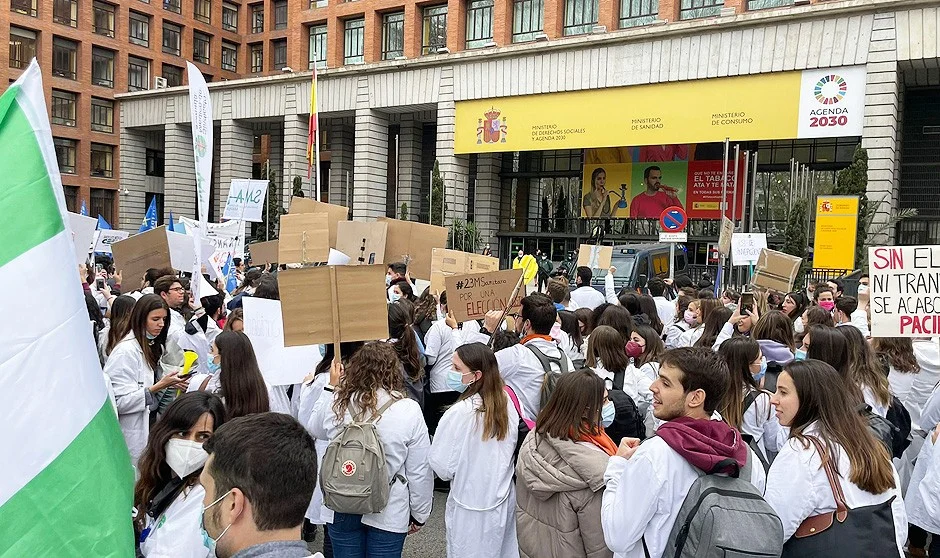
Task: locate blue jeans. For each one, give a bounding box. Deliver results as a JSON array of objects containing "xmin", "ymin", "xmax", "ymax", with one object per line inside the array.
[{"xmin": 328, "ymin": 512, "xmax": 407, "ymax": 558}]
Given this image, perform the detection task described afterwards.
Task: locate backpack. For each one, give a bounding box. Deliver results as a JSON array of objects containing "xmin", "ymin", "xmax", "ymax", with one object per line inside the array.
[
  {"xmin": 525, "ymin": 344, "xmax": 570, "ymax": 408},
  {"xmin": 320, "ymin": 398, "xmax": 399, "ymax": 515},
  {"xmin": 859, "ymin": 404, "xmax": 900, "ymax": 458},
  {"xmin": 662, "ymin": 452, "xmax": 784, "ymax": 558},
  {"xmin": 885, "ymin": 395, "xmax": 912, "ymax": 459},
  {"xmin": 505, "ymin": 385, "xmax": 534, "ymax": 465},
  {"xmin": 740, "ymin": 389, "xmax": 774, "ymax": 473},
  {"xmin": 606, "ymin": 367, "xmax": 647, "ymax": 445}
]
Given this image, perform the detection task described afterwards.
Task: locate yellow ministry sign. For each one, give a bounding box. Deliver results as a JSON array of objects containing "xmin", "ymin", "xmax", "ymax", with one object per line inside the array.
[
  {"xmin": 813, "ymin": 195, "xmax": 860, "ymax": 271},
  {"xmin": 454, "ymin": 66, "xmax": 868, "ymax": 154}
]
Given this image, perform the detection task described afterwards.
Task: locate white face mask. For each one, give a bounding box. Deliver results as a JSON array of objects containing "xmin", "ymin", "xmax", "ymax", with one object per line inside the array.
[
  {"xmin": 794, "ymin": 318, "xmax": 805, "ymax": 334},
  {"xmin": 858, "ymin": 284, "xmax": 870, "ymax": 295},
  {"xmin": 165, "ymin": 438, "xmax": 209, "ymax": 478}
]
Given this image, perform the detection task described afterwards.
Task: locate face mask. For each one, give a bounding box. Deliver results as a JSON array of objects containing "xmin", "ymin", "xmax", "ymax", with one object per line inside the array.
[
  {"xmin": 207, "ymin": 357, "xmax": 221, "ymax": 375},
  {"xmin": 146, "ymin": 331, "xmax": 158, "ymax": 340},
  {"xmin": 625, "ymin": 341, "xmax": 644, "ymax": 358},
  {"xmin": 795, "ymin": 348, "xmax": 807, "ymax": 361},
  {"xmin": 819, "ymin": 300, "xmax": 835, "ymax": 312},
  {"xmin": 794, "ymin": 318, "xmax": 805, "ymax": 334},
  {"xmin": 201, "ymin": 490, "xmax": 233, "ymax": 556},
  {"xmin": 165, "ymin": 438, "xmax": 209, "ymax": 478},
  {"xmin": 683, "ymin": 310, "xmax": 697, "ymax": 326},
  {"xmin": 446, "ymin": 370, "xmax": 471, "ymax": 393},
  {"xmin": 388, "ymin": 287, "xmax": 401, "ymax": 303},
  {"xmin": 753, "ymin": 357, "xmax": 767, "ymax": 382},
  {"xmin": 385, "ymin": 274, "xmax": 392, "ymax": 287},
  {"xmin": 601, "ymin": 401, "xmax": 616, "ymax": 428},
  {"xmin": 550, "ymin": 322, "xmax": 562, "ymax": 339}
]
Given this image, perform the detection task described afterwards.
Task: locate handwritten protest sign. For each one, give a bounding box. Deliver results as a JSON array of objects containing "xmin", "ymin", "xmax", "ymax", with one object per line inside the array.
[
  {"xmin": 446, "ymin": 269, "xmax": 524, "ymax": 323},
  {"xmin": 222, "ymin": 179, "xmax": 268, "ymax": 222},
  {"xmin": 430, "ymin": 248, "xmax": 499, "ymax": 294},
  {"xmin": 577, "ymin": 245, "xmax": 612, "ymax": 269},
  {"xmin": 870, "ymin": 245, "xmax": 940, "ymax": 337},
  {"xmin": 93, "ymin": 230, "xmax": 129, "ymax": 254},
  {"xmin": 730, "ymin": 233, "xmax": 767, "ymax": 266},
  {"xmin": 242, "ymin": 297, "xmax": 322, "ymax": 385}
]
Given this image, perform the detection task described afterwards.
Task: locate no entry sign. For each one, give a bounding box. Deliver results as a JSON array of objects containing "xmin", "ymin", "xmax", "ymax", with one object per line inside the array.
[{"xmin": 660, "ymin": 206, "xmax": 688, "ymax": 233}]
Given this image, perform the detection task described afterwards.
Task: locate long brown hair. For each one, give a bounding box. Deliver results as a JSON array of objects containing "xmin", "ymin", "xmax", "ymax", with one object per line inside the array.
[
  {"xmin": 872, "ymin": 337, "xmax": 920, "ymax": 374},
  {"xmin": 223, "ymin": 308, "xmax": 243, "ymax": 331},
  {"xmin": 333, "ymin": 342, "xmax": 405, "ymax": 421},
  {"xmin": 697, "ymin": 298, "xmax": 725, "ymax": 326},
  {"xmin": 215, "ymin": 330, "xmax": 270, "ymax": 418},
  {"xmin": 388, "ymin": 301, "xmax": 423, "ymax": 382},
  {"xmin": 784, "ymin": 360, "xmax": 895, "ymax": 494},
  {"xmin": 535, "ymin": 369, "xmax": 606, "ymax": 440},
  {"xmin": 455, "ymin": 343, "xmax": 510, "ymax": 441},
  {"xmin": 752, "ymin": 310, "xmax": 796, "ymax": 351},
  {"xmin": 106, "ymin": 295, "xmax": 137, "ymax": 356},
  {"xmin": 129, "ymin": 294, "xmax": 169, "ymax": 370},
  {"xmin": 413, "ymin": 289, "xmax": 437, "ymax": 325},
  {"xmin": 586, "ymin": 325, "xmax": 628, "ymax": 372},
  {"xmin": 717, "ymin": 337, "xmax": 763, "ymax": 429},
  {"xmin": 838, "ymin": 326, "xmax": 892, "ymax": 408},
  {"xmin": 632, "ymin": 324, "xmax": 664, "ymax": 367},
  {"xmin": 695, "ymin": 306, "xmax": 733, "ymax": 348},
  {"xmin": 133, "ymin": 392, "xmax": 226, "ymax": 532}
]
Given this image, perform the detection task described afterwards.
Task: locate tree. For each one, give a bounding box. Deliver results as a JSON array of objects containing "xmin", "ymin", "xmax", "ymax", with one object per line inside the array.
[
  {"xmin": 254, "ymin": 166, "xmax": 284, "ymax": 241},
  {"xmin": 292, "ymin": 176, "xmax": 304, "ymax": 199},
  {"xmin": 449, "ymin": 218, "xmax": 481, "ymax": 252},
  {"xmin": 399, "ymin": 202, "xmax": 409, "ymax": 221},
  {"xmin": 833, "ymin": 146, "xmax": 869, "ymax": 268},
  {"xmin": 430, "ymin": 160, "xmax": 447, "ymax": 226}
]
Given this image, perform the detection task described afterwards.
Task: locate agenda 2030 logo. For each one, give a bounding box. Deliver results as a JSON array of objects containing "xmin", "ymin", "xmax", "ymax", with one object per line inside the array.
[{"xmin": 808, "ymin": 74, "xmax": 850, "ymax": 128}]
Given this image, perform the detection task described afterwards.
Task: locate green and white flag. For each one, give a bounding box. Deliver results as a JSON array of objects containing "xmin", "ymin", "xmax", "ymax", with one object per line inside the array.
[{"xmin": 0, "ymin": 61, "xmax": 134, "ymax": 556}]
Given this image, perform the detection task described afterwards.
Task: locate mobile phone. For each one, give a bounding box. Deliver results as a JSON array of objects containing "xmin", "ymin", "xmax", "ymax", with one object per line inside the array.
[
  {"xmin": 741, "ymin": 292, "xmax": 754, "ymax": 310},
  {"xmin": 96, "ymin": 277, "xmax": 105, "ymax": 289}
]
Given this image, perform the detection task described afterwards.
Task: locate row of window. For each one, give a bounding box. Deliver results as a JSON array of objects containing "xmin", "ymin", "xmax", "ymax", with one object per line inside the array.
[
  {"xmin": 50, "ymin": 90, "xmax": 114, "ymax": 132},
  {"xmin": 64, "ymin": 186, "xmax": 116, "ymax": 223},
  {"xmin": 53, "ymin": 138, "xmax": 114, "ymax": 178},
  {"xmin": 11, "ymin": 0, "xmax": 241, "ymax": 31},
  {"xmin": 249, "ymin": 1, "xmax": 289, "ymax": 34},
  {"xmin": 248, "ymin": 40, "xmax": 287, "ymax": 72}
]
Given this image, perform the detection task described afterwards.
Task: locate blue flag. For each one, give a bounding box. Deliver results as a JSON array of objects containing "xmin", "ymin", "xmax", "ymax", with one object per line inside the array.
[
  {"xmin": 79, "ymin": 199, "xmax": 87, "ymax": 216},
  {"xmin": 96, "ymin": 215, "xmax": 112, "ymax": 230},
  {"xmin": 167, "ymin": 211, "xmax": 175, "ymax": 232},
  {"xmin": 221, "ymin": 254, "xmax": 238, "ymax": 294},
  {"xmin": 139, "ymin": 198, "xmax": 157, "ymax": 233}
]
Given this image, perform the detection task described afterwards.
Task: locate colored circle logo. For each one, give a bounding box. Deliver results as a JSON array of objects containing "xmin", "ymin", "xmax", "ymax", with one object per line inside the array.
[
  {"xmin": 814, "ymin": 75, "xmax": 847, "ymax": 105},
  {"xmin": 195, "ymin": 135, "xmax": 208, "ymax": 157},
  {"xmin": 341, "ymin": 460, "xmax": 356, "ymax": 477}
]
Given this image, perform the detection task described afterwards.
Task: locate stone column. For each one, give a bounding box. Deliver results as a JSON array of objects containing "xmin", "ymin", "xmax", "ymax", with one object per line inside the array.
[
  {"xmin": 397, "ymin": 114, "xmax": 424, "ymax": 221},
  {"xmin": 217, "ymin": 119, "xmax": 254, "ymax": 218},
  {"xmin": 283, "ymin": 113, "xmax": 317, "ymax": 199},
  {"xmin": 329, "ymin": 120, "xmax": 355, "ymax": 208},
  {"xmin": 435, "ymin": 67, "xmax": 470, "ymax": 226},
  {"xmin": 353, "ymin": 108, "xmax": 390, "ymax": 219},
  {"xmin": 164, "ymin": 123, "xmax": 197, "ymax": 220},
  {"xmin": 474, "ymin": 153, "xmax": 502, "ymax": 253},
  {"xmin": 118, "ymin": 125, "xmax": 149, "ymax": 229}
]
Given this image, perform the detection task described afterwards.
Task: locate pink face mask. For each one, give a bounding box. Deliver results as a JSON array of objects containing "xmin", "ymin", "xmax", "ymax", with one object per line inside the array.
[
  {"xmin": 625, "ymin": 341, "xmax": 644, "ymax": 358},
  {"xmin": 819, "ymin": 300, "xmax": 835, "ymax": 312}
]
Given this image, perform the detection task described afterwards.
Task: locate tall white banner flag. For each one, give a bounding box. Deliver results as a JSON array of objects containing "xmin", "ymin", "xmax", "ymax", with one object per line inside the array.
[{"xmin": 187, "ymin": 62, "xmax": 213, "ymax": 304}]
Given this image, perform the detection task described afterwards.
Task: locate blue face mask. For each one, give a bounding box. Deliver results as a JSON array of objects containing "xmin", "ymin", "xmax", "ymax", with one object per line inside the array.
[
  {"xmin": 601, "ymin": 401, "xmax": 616, "ymax": 428},
  {"xmin": 446, "ymin": 370, "xmax": 470, "ymax": 393},
  {"xmin": 795, "ymin": 349, "xmax": 807, "ymax": 361},
  {"xmin": 201, "ymin": 489, "xmax": 233, "ymax": 556},
  {"xmin": 207, "ymin": 358, "xmax": 221, "ymax": 375},
  {"xmin": 146, "ymin": 331, "xmax": 158, "ymax": 340},
  {"xmin": 753, "ymin": 357, "xmax": 767, "ymax": 381}
]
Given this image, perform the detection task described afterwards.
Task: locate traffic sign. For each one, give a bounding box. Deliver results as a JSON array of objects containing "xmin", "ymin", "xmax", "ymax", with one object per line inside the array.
[{"xmin": 660, "ymin": 206, "xmax": 688, "ymax": 233}]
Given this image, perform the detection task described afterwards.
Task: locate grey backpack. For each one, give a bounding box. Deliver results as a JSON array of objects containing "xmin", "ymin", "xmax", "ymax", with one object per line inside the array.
[
  {"xmin": 525, "ymin": 344, "xmax": 569, "ymax": 408},
  {"xmin": 661, "ymin": 453, "xmax": 784, "ymax": 558},
  {"xmin": 320, "ymin": 398, "xmax": 398, "ymax": 515}
]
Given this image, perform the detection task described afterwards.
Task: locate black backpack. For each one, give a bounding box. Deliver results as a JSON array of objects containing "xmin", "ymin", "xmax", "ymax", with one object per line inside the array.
[
  {"xmin": 605, "ymin": 367, "xmax": 647, "ymax": 445},
  {"xmin": 885, "ymin": 396, "xmax": 912, "ymax": 459}
]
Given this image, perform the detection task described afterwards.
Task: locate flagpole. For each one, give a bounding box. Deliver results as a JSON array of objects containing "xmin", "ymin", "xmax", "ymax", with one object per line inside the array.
[{"xmin": 314, "ymin": 123, "xmax": 321, "ymax": 202}]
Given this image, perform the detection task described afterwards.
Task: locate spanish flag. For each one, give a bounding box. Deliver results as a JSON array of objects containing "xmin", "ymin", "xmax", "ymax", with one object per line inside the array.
[{"xmin": 306, "ymin": 65, "xmax": 318, "ymax": 178}]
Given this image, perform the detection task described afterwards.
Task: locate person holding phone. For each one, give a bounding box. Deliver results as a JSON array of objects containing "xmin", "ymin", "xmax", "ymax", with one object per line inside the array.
[{"xmin": 711, "ymin": 297, "xmax": 759, "ymax": 350}]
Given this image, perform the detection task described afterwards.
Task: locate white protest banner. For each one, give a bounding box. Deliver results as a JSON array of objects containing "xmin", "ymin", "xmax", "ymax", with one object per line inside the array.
[
  {"xmin": 186, "ymin": 63, "xmax": 212, "ymax": 227},
  {"xmin": 869, "ymin": 245, "xmax": 940, "ymax": 337},
  {"xmin": 67, "ymin": 213, "xmax": 97, "ymax": 264},
  {"xmin": 243, "ymin": 297, "xmax": 322, "ymax": 385},
  {"xmin": 93, "ymin": 230, "xmax": 129, "ymax": 254},
  {"xmin": 179, "ymin": 217, "xmax": 245, "ymax": 258},
  {"xmin": 730, "ymin": 233, "xmax": 768, "ymax": 266},
  {"xmin": 222, "ymin": 179, "xmax": 268, "ymax": 223}
]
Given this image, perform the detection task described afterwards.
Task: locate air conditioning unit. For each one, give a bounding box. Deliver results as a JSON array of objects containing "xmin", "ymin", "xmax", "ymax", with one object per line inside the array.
[
  {"xmin": 591, "ymin": 24, "xmax": 607, "ymax": 34},
  {"xmin": 153, "ymin": 76, "xmax": 168, "ymax": 89},
  {"xmin": 534, "ymin": 32, "xmax": 549, "ymax": 42}
]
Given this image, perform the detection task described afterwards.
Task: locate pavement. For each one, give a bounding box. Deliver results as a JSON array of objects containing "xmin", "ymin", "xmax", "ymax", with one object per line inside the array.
[{"xmin": 307, "ymin": 490, "xmax": 449, "ymax": 557}]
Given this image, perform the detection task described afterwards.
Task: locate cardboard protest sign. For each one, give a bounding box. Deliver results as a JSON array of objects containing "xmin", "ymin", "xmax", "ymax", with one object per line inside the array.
[
  {"xmin": 446, "ymin": 268, "xmax": 524, "ymax": 323},
  {"xmin": 278, "ymin": 213, "xmax": 330, "ymax": 264},
  {"xmin": 289, "ymin": 198, "xmax": 350, "ymax": 248},
  {"xmin": 869, "ymin": 245, "xmax": 940, "ymax": 337},
  {"xmin": 111, "ymin": 227, "xmax": 212, "ymax": 286},
  {"xmin": 278, "ymin": 264, "xmax": 389, "ymax": 347},
  {"xmin": 718, "ymin": 216, "xmax": 734, "ymax": 257},
  {"xmin": 730, "ymin": 233, "xmax": 768, "ymax": 266},
  {"xmin": 328, "ymin": 249, "xmax": 350, "ymax": 265},
  {"xmin": 222, "ymin": 179, "xmax": 268, "ymax": 222},
  {"xmin": 93, "ymin": 230, "xmax": 129, "ymax": 254},
  {"xmin": 248, "ymin": 240, "xmax": 278, "ymax": 265},
  {"xmin": 242, "ymin": 297, "xmax": 322, "ymax": 385},
  {"xmin": 430, "ymin": 248, "xmax": 500, "ymax": 294},
  {"xmin": 378, "ymin": 217, "xmax": 449, "ymax": 280},
  {"xmin": 577, "ymin": 244, "xmax": 613, "ymax": 270},
  {"xmin": 751, "ymin": 248, "xmax": 802, "ymax": 294},
  {"xmin": 336, "ymin": 221, "xmax": 388, "ymax": 265},
  {"xmin": 67, "ymin": 213, "xmax": 97, "ymax": 264}
]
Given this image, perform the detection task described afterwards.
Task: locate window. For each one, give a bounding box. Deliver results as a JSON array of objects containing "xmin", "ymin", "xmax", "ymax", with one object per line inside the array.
[
  {"xmin": 421, "ymin": 5, "xmax": 447, "ymax": 55},
  {"xmin": 162, "ymin": 63, "xmax": 183, "ymax": 86},
  {"xmin": 381, "ymin": 12, "xmax": 404, "ymax": 60},
  {"xmin": 64, "ymin": 186, "xmax": 78, "ymax": 212},
  {"xmin": 222, "ymin": 41, "xmax": 238, "ymax": 71},
  {"xmin": 51, "ymin": 89, "xmax": 77, "ymax": 126},
  {"xmin": 343, "ymin": 18, "xmax": 364, "ymax": 64},
  {"xmin": 222, "ymin": 1, "xmax": 238, "ymax": 31},
  {"xmin": 162, "ymin": 21, "xmax": 181, "ymax": 55},
  {"xmin": 512, "ymin": 0, "xmax": 543, "ymax": 41},
  {"xmin": 194, "ymin": 0, "xmax": 211, "ymax": 23},
  {"xmin": 53, "ymin": 0, "xmax": 78, "ymax": 27},
  {"xmin": 620, "ymin": 0, "xmax": 657, "ymax": 27},
  {"xmin": 91, "ymin": 188, "xmax": 115, "ymax": 224},
  {"xmin": 466, "ymin": 0, "xmax": 494, "ymax": 48},
  {"xmin": 146, "ymin": 149, "xmax": 165, "ymax": 177},
  {"xmin": 129, "ymin": 11, "xmax": 150, "ymax": 46},
  {"xmin": 93, "ymin": 1, "xmax": 115, "ymax": 37},
  {"xmin": 127, "ymin": 56, "xmax": 150, "ymax": 91},
  {"xmin": 164, "ymin": 0, "xmax": 180, "ymax": 13},
  {"xmin": 679, "ymin": 0, "xmax": 723, "ymax": 19},
  {"xmin": 54, "ymin": 137, "xmax": 77, "ymax": 174},
  {"xmin": 250, "ymin": 3, "xmax": 264, "ymax": 32},
  {"xmin": 11, "ymin": 0, "xmax": 38, "ymax": 17},
  {"xmin": 273, "ymin": 0, "xmax": 287, "ymax": 29},
  {"xmin": 9, "ymin": 27, "xmax": 37, "ymax": 69},
  {"xmin": 747, "ymin": 0, "xmax": 790, "ymax": 8},
  {"xmin": 193, "ymin": 31, "xmax": 211, "ymax": 64},
  {"xmin": 308, "ymin": 25, "xmax": 326, "ymax": 69},
  {"xmin": 272, "ymin": 39, "xmax": 287, "ymax": 69},
  {"xmin": 52, "ymin": 38, "xmax": 77, "ymax": 80},
  {"xmin": 249, "ymin": 43, "xmax": 263, "ymax": 72},
  {"xmin": 90, "ymin": 144, "xmax": 114, "ymax": 178},
  {"xmin": 563, "ymin": 0, "xmax": 598, "ymax": 35},
  {"xmin": 91, "ymin": 97, "xmax": 113, "ymax": 132},
  {"xmin": 92, "ymin": 47, "xmax": 114, "ymax": 87}
]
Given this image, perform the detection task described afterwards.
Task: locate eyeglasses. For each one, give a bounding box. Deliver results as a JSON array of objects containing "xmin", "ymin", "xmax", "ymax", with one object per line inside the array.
[{"xmin": 168, "ymin": 286, "xmax": 185, "ymax": 293}]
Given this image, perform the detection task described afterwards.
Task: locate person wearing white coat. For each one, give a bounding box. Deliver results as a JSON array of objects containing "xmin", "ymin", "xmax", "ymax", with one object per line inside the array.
[
  {"xmin": 429, "ymin": 343, "xmax": 520, "ymax": 558},
  {"xmin": 905, "ymin": 382, "xmax": 940, "ymax": 557},
  {"xmin": 765, "ymin": 361, "xmax": 907, "ymax": 557},
  {"xmin": 104, "ymin": 294, "xmax": 186, "ymax": 466}
]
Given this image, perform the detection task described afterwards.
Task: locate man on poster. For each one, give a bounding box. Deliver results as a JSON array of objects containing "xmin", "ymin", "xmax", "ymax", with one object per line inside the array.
[{"xmin": 630, "ymin": 166, "xmax": 683, "ymax": 219}]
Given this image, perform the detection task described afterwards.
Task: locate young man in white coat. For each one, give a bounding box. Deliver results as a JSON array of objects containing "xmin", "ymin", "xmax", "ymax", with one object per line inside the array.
[
  {"xmin": 600, "ymin": 347, "xmax": 766, "ymax": 558},
  {"xmin": 570, "ymin": 266, "xmax": 606, "ymax": 310}
]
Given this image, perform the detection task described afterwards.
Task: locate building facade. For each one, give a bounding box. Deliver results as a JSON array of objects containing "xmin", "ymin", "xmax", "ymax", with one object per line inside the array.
[{"xmin": 115, "ymin": 0, "xmax": 939, "ymax": 268}]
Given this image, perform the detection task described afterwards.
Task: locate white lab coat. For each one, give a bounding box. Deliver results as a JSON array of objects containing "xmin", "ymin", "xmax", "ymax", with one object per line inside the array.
[
  {"xmin": 601, "ymin": 434, "xmax": 766, "ymax": 558},
  {"xmin": 296, "ymin": 372, "xmax": 332, "ymax": 524},
  {"xmin": 861, "ymin": 385, "xmax": 889, "ymax": 418},
  {"xmin": 570, "ymin": 286, "xmax": 606, "ymax": 310},
  {"xmin": 104, "ymin": 334, "xmax": 156, "ymax": 465},
  {"xmin": 176, "ymin": 328, "xmax": 210, "ymax": 375},
  {"xmin": 653, "ymin": 297, "xmax": 676, "ymax": 329},
  {"xmin": 662, "ymin": 321, "xmax": 690, "ymax": 350},
  {"xmin": 139, "ymin": 483, "xmax": 207, "ymax": 558},
  {"xmin": 167, "ymin": 309, "xmax": 186, "ymax": 344},
  {"xmin": 676, "ymin": 325, "xmax": 703, "ymax": 348},
  {"xmin": 907, "ymin": 340, "xmax": 940, "ymax": 431},
  {"xmin": 764, "ymin": 423, "xmax": 907, "ymax": 556},
  {"xmin": 425, "ymin": 319, "xmax": 458, "ymax": 394},
  {"xmin": 740, "ymin": 389, "xmax": 785, "ymax": 460},
  {"xmin": 307, "ymin": 389, "xmax": 434, "ymax": 533},
  {"xmin": 268, "ymin": 384, "xmax": 292, "ymax": 413},
  {"xmin": 429, "ymin": 394, "xmax": 519, "ymax": 558}
]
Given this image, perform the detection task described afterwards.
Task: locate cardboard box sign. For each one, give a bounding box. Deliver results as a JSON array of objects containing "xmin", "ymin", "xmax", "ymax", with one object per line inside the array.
[
  {"xmin": 248, "ymin": 240, "xmax": 279, "ymax": 265},
  {"xmin": 752, "ymin": 248, "xmax": 803, "ymax": 294},
  {"xmin": 336, "ymin": 221, "xmax": 388, "ymax": 265},
  {"xmin": 278, "ymin": 213, "xmax": 330, "ymax": 264},
  {"xmin": 111, "ymin": 226, "xmax": 213, "ymax": 287},
  {"xmin": 577, "ymin": 245, "xmax": 613, "ymax": 269},
  {"xmin": 289, "ymin": 198, "xmax": 350, "ymax": 248},
  {"xmin": 277, "ymin": 264, "xmax": 389, "ymax": 347},
  {"xmin": 430, "ymin": 248, "xmax": 500, "ymax": 295},
  {"xmin": 379, "ymin": 217, "xmax": 449, "ymax": 280},
  {"xmin": 718, "ymin": 217, "xmax": 734, "ymax": 257},
  {"xmin": 446, "ymin": 268, "xmax": 525, "ymax": 323}
]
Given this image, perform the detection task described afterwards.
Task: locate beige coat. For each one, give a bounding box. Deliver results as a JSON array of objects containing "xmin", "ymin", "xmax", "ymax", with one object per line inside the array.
[{"xmin": 515, "ymin": 432, "xmax": 613, "ymax": 558}]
